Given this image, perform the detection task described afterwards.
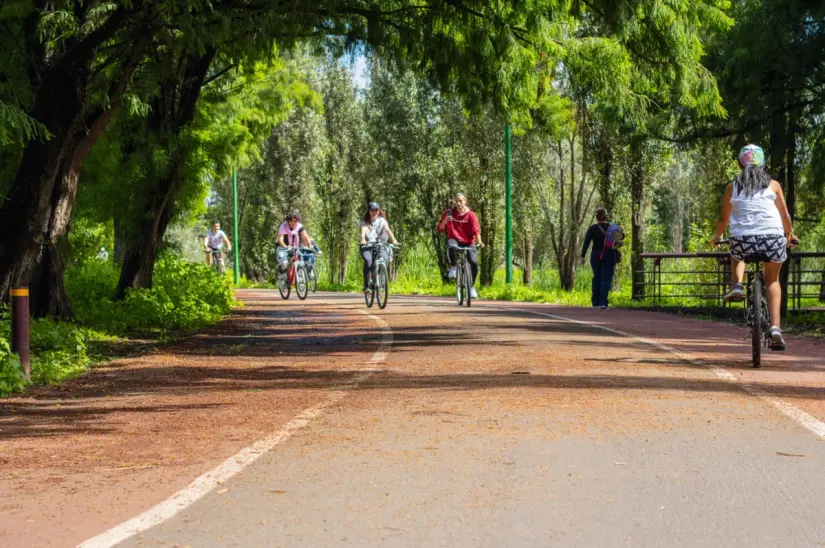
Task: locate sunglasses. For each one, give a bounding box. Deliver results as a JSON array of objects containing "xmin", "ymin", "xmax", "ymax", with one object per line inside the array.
[{"xmin": 370, "ymin": 208, "xmax": 379, "ymax": 212}]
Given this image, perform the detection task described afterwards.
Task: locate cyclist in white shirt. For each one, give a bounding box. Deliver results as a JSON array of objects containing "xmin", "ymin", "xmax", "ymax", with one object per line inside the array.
[
  {"xmin": 204, "ymin": 221, "xmax": 232, "ymax": 267},
  {"xmin": 359, "ymin": 202, "xmax": 399, "ymax": 293},
  {"xmin": 711, "ymin": 144, "xmax": 797, "ymax": 348}
]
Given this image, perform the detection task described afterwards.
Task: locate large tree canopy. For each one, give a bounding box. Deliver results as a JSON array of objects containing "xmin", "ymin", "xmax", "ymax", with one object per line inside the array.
[{"xmin": 0, "ymin": 0, "xmax": 733, "ymax": 317}]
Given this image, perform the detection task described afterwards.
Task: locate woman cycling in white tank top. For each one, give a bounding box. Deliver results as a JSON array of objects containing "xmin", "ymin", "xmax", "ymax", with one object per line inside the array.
[{"xmin": 711, "ymin": 144, "xmax": 797, "ymax": 349}]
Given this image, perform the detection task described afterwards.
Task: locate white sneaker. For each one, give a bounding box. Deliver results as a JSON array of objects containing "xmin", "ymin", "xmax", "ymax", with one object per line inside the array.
[
  {"xmin": 470, "ymin": 287, "xmax": 478, "ymax": 299},
  {"xmin": 769, "ymin": 326, "xmax": 786, "ymax": 350},
  {"xmin": 448, "ymin": 267, "xmax": 457, "ymax": 279},
  {"xmin": 724, "ymin": 284, "xmax": 745, "ymax": 302}
]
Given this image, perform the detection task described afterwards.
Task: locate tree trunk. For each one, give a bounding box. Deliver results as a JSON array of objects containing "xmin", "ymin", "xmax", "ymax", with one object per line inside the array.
[
  {"xmin": 30, "ymin": 241, "xmax": 74, "ymax": 318},
  {"xmin": 114, "ymin": 217, "xmax": 128, "ymax": 265},
  {"xmin": 630, "ymin": 137, "xmax": 646, "ymax": 299},
  {"xmin": 0, "ymin": 62, "xmax": 90, "ymax": 315},
  {"xmin": 0, "ymin": 31, "xmax": 146, "ymax": 316},
  {"xmin": 114, "ymin": 49, "xmax": 215, "ymax": 299},
  {"xmin": 596, "ymin": 130, "xmax": 614, "ymax": 214},
  {"xmin": 114, "ymin": 179, "xmax": 178, "ymax": 298},
  {"xmin": 479, "ymin": 200, "xmax": 497, "ymax": 287},
  {"xmin": 522, "ymin": 223, "xmax": 533, "ymax": 286}
]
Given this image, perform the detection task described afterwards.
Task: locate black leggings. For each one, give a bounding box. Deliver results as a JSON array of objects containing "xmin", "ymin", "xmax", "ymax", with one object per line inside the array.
[
  {"xmin": 361, "ymin": 246, "xmax": 388, "ymax": 288},
  {"xmin": 447, "ymin": 239, "xmax": 479, "ymax": 286}
]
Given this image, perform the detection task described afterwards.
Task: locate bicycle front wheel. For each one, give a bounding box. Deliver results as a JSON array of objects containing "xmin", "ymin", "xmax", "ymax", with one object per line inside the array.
[
  {"xmin": 296, "ymin": 265, "xmax": 308, "ymax": 300},
  {"xmin": 377, "ymin": 263, "xmax": 389, "ymax": 309},
  {"xmin": 456, "ymin": 263, "xmax": 464, "ymax": 306},
  {"xmin": 365, "ymin": 270, "xmax": 375, "ymax": 308},
  {"xmin": 278, "ymin": 270, "xmax": 291, "ymax": 300},
  {"xmin": 751, "ymin": 272, "xmax": 763, "ymax": 368},
  {"xmin": 464, "ymin": 261, "xmax": 473, "ymax": 307}
]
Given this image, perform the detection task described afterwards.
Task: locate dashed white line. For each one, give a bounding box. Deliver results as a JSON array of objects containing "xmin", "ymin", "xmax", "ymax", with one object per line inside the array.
[{"xmin": 78, "ymin": 305, "xmax": 393, "ymax": 548}]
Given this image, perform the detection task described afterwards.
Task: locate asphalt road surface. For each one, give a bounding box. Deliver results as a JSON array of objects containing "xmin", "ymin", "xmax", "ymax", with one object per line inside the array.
[
  {"xmin": 113, "ymin": 291, "xmax": 825, "ymax": 547},
  {"xmin": 3, "ymin": 290, "xmax": 825, "ymax": 547}
]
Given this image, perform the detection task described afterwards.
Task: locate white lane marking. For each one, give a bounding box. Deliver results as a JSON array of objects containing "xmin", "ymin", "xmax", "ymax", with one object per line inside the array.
[
  {"xmin": 78, "ymin": 305, "xmax": 393, "ymax": 548},
  {"xmin": 390, "ymin": 295, "xmax": 825, "ymax": 440}
]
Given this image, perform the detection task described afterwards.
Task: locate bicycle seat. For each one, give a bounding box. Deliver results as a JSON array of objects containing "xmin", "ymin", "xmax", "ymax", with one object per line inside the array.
[{"xmin": 743, "ymin": 253, "xmax": 772, "ymax": 264}]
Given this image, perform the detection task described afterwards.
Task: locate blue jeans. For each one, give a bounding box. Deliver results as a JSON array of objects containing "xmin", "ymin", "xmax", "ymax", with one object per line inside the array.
[{"xmin": 590, "ymin": 251, "xmax": 617, "ymax": 307}]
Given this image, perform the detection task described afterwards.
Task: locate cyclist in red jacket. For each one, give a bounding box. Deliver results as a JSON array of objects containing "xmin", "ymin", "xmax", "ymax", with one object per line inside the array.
[{"xmin": 437, "ymin": 192, "xmax": 485, "ymax": 297}]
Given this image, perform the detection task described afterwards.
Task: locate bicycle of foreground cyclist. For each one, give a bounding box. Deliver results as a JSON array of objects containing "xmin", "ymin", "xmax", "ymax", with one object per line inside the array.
[
  {"xmin": 363, "ymin": 242, "xmax": 400, "ymax": 309},
  {"xmin": 717, "ymin": 238, "xmax": 796, "ymax": 368},
  {"xmin": 277, "ymin": 246, "xmax": 312, "ymax": 301},
  {"xmin": 453, "ymin": 244, "xmax": 477, "ymax": 307},
  {"xmin": 210, "ymin": 249, "xmax": 226, "ymax": 275}
]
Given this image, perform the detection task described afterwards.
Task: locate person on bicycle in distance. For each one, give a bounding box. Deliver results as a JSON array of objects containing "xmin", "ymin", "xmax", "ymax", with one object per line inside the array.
[
  {"xmin": 359, "ymin": 202, "xmax": 400, "ymax": 294},
  {"xmin": 276, "ymin": 212, "xmax": 316, "ymax": 282},
  {"xmin": 437, "ymin": 192, "xmax": 485, "ymax": 298},
  {"xmin": 711, "ymin": 144, "xmax": 797, "ymax": 348},
  {"xmin": 204, "ymin": 221, "xmax": 232, "ymax": 267}
]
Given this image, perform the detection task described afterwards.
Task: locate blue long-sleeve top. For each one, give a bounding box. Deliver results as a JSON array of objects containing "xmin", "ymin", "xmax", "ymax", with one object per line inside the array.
[{"xmin": 581, "ymin": 222, "xmax": 611, "ymax": 258}]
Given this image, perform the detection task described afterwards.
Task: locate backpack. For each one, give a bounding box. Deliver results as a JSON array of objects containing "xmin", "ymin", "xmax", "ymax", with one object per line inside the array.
[{"xmin": 598, "ymin": 223, "xmax": 625, "ymax": 259}]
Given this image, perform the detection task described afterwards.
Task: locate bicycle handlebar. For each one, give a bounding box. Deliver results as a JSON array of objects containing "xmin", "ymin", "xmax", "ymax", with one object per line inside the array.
[{"xmin": 361, "ymin": 242, "xmax": 401, "ymax": 249}]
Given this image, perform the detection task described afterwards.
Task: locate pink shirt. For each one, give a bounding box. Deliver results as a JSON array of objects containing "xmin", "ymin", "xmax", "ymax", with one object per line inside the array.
[{"xmin": 278, "ymin": 222, "xmax": 304, "ymax": 248}]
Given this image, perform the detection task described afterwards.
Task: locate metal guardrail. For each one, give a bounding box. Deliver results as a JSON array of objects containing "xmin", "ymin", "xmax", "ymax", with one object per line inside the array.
[{"xmin": 634, "ymin": 251, "xmax": 825, "ymax": 312}]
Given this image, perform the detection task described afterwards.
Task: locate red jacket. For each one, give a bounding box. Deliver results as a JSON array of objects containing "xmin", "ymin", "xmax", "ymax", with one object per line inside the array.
[{"xmin": 438, "ymin": 207, "xmax": 480, "ymax": 245}]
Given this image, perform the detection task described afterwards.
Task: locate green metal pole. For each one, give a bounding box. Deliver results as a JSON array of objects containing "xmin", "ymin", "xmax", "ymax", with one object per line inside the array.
[
  {"xmin": 505, "ymin": 124, "xmax": 513, "ymax": 284},
  {"xmin": 232, "ymin": 169, "xmax": 240, "ymax": 285}
]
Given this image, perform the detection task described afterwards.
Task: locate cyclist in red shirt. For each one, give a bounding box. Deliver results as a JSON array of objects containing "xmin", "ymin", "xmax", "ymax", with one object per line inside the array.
[{"xmin": 437, "ymin": 192, "xmax": 485, "ymax": 297}]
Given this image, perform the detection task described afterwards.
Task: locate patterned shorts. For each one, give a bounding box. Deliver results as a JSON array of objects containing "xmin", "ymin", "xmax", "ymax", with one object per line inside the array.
[{"xmin": 730, "ymin": 234, "xmax": 787, "ymax": 263}]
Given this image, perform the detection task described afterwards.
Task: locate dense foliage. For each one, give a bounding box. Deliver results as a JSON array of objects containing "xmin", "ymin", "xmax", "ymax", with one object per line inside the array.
[{"xmin": 0, "ymin": 255, "xmax": 234, "ymax": 396}]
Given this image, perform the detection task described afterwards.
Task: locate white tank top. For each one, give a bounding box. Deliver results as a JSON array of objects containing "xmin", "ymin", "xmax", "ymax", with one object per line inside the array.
[{"xmin": 729, "ymin": 184, "xmax": 784, "ymax": 237}]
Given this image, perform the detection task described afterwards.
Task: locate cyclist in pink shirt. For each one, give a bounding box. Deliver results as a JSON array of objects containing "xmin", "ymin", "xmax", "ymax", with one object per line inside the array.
[{"xmin": 276, "ymin": 212, "xmax": 316, "ymax": 281}]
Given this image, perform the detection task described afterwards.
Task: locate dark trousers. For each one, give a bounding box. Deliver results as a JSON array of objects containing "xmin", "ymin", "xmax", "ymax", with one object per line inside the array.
[
  {"xmin": 447, "ymin": 239, "xmax": 479, "ymax": 286},
  {"xmin": 590, "ymin": 250, "xmax": 617, "ymax": 307},
  {"xmin": 361, "ymin": 246, "xmax": 388, "ymax": 288}
]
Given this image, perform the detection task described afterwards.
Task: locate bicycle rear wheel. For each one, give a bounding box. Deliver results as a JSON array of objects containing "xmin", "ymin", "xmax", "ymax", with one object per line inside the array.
[
  {"xmin": 751, "ymin": 272, "xmax": 763, "ymax": 368},
  {"xmin": 296, "ymin": 265, "xmax": 308, "ymax": 300},
  {"xmin": 464, "ymin": 262, "xmax": 473, "ymax": 307},
  {"xmin": 377, "ymin": 263, "xmax": 389, "ymax": 309},
  {"xmin": 307, "ymin": 265, "xmax": 317, "ymax": 292}
]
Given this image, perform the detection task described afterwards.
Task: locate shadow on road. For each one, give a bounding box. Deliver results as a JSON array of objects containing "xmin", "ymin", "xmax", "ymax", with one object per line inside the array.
[{"xmin": 2, "ymin": 293, "xmax": 823, "ymax": 442}]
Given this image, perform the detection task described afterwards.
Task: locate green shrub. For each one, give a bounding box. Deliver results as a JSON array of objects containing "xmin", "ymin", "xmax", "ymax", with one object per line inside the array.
[
  {"xmin": 0, "ymin": 337, "xmax": 26, "ymax": 397},
  {"xmin": 0, "ymin": 312, "xmax": 111, "ymax": 396},
  {"xmin": 0, "ymin": 256, "xmax": 235, "ymax": 397},
  {"xmin": 66, "ymin": 256, "xmax": 235, "ymax": 333}
]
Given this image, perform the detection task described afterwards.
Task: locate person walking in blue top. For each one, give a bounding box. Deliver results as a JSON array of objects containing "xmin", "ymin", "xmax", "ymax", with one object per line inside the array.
[{"xmin": 580, "ymin": 208, "xmax": 618, "ymax": 309}]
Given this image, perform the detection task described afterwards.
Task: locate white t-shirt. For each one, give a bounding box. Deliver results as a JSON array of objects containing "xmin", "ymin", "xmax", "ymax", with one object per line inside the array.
[
  {"xmin": 729, "ymin": 185, "xmax": 784, "ymax": 237},
  {"xmin": 206, "ymin": 229, "xmax": 227, "ymax": 249},
  {"xmin": 360, "ymin": 217, "xmax": 387, "ymax": 244}
]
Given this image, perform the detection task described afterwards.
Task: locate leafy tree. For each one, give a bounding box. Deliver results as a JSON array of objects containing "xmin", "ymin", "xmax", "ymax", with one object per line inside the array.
[
  {"xmin": 1, "ymin": 0, "xmax": 736, "ymax": 316},
  {"xmin": 317, "ymin": 62, "xmax": 364, "ymax": 284}
]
